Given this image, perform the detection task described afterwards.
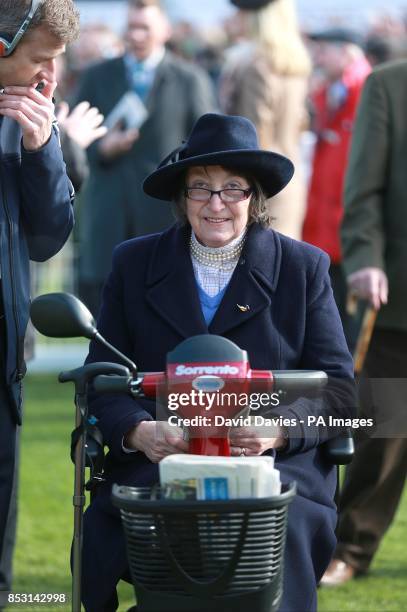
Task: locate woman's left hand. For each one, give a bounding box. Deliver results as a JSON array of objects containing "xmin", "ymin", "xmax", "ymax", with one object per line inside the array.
[{"xmin": 229, "ymin": 423, "xmax": 287, "ymax": 457}]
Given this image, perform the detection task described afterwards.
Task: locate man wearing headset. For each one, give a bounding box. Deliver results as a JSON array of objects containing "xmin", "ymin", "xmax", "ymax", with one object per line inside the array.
[{"xmin": 0, "ymin": 1, "xmax": 79, "ymax": 604}]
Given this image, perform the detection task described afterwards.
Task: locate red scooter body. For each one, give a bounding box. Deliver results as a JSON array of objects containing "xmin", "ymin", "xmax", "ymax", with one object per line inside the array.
[{"xmin": 140, "ymin": 336, "xmax": 274, "ymax": 456}]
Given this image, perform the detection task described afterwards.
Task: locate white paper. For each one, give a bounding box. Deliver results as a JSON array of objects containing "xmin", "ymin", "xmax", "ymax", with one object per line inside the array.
[
  {"xmin": 104, "ymin": 91, "xmax": 148, "ymax": 130},
  {"xmin": 160, "ymin": 454, "xmax": 281, "ymax": 500}
]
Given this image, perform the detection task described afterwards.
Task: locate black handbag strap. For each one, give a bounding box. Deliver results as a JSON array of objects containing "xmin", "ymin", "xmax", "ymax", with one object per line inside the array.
[{"xmin": 155, "ymin": 511, "xmax": 249, "ymax": 598}]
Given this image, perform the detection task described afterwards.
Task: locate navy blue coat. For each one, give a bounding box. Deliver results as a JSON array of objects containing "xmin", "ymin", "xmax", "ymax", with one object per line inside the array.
[
  {"xmin": 0, "ymin": 115, "xmax": 74, "ymax": 575},
  {"xmin": 82, "ymin": 223, "xmax": 356, "ymax": 612},
  {"xmin": 0, "ymin": 116, "xmax": 74, "ymax": 419}
]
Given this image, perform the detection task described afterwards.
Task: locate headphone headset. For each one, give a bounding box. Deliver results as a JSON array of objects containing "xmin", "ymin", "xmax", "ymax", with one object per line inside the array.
[{"xmin": 0, "ymin": 0, "xmax": 44, "ymax": 58}]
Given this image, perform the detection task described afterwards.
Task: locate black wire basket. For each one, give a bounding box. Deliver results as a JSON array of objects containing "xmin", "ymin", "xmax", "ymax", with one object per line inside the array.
[{"xmin": 112, "ymin": 482, "xmax": 296, "ymax": 612}]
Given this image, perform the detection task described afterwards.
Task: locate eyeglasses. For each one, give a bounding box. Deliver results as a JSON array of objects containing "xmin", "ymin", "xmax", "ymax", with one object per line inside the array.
[
  {"xmin": 0, "ymin": 0, "xmax": 44, "ymax": 58},
  {"xmin": 185, "ymin": 187, "xmax": 252, "ymax": 204}
]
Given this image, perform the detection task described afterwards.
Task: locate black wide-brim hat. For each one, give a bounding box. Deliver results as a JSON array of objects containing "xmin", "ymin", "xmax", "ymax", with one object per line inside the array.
[{"xmin": 143, "ymin": 113, "xmax": 294, "ymax": 201}]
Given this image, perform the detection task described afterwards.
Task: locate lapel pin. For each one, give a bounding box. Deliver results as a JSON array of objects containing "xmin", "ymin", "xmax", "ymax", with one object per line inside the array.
[{"xmin": 237, "ymin": 304, "xmax": 250, "ymax": 312}]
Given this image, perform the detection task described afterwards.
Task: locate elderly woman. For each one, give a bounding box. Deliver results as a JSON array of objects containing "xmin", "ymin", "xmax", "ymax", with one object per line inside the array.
[{"xmin": 82, "ymin": 113, "xmax": 355, "ymax": 612}]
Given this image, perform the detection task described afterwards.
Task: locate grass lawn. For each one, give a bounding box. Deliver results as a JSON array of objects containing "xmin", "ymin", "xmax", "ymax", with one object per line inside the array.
[{"xmin": 7, "ymin": 374, "xmax": 407, "ymax": 611}]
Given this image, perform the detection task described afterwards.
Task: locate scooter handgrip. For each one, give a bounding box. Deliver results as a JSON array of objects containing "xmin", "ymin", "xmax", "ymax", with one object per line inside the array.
[
  {"xmin": 93, "ymin": 375, "xmax": 132, "ymax": 394},
  {"xmin": 59, "ymin": 362, "xmax": 130, "ymax": 385},
  {"xmin": 322, "ymin": 429, "xmax": 355, "ymax": 465},
  {"xmin": 272, "ymin": 370, "xmax": 327, "ymax": 392}
]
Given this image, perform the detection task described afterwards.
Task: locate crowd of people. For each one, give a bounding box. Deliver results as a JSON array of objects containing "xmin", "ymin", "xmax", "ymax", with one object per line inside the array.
[
  {"xmin": 1, "ymin": 0, "xmax": 406, "ymax": 610},
  {"xmin": 45, "ymin": 0, "xmax": 407, "ymax": 315}
]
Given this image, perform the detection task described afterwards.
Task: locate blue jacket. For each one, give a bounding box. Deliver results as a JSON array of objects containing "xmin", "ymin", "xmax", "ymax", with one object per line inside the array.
[{"xmin": 0, "ymin": 116, "xmax": 74, "ymax": 422}]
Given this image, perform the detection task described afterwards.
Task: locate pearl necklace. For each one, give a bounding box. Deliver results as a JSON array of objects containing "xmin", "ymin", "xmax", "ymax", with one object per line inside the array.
[{"xmin": 189, "ymin": 232, "xmax": 246, "ymax": 269}]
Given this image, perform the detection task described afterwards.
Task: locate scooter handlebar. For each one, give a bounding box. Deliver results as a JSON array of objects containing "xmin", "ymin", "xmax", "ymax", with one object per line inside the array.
[
  {"xmin": 59, "ymin": 362, "xmax": 131, "ymax": 394},
  {"xmin": 271, "ymin": 370, "xmax": 327, "ymax": 393},
  {"xmin": 93, "ymin": 374, "xmax": 133, "ymax": 394},
  {"xmin": 92, "ymin": 369, "xmax": 328, "ymax": 396}
]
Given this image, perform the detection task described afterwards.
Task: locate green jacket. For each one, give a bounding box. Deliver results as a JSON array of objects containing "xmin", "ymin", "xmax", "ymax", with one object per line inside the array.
[{"xmin": 341, "ymin": 59, "xmax": 407, "ymax": 330}]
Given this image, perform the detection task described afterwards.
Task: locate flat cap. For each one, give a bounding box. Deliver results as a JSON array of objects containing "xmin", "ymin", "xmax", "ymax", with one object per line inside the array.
[
  {"xmin": 308, "ymin": 27, "xmax": 363, "ymax": 47},
  {"xmin": 230, "ymin": 0, "xmax": 275, "ymax": 9}
]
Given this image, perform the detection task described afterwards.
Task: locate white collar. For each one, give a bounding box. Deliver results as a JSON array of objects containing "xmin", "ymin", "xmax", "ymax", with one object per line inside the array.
[{"xmin": 126, "ymin": 46, "xmax": 165, "ymax": 70}]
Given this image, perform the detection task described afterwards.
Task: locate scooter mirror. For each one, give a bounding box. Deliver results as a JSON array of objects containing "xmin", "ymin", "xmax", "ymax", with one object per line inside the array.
[{"xmin": 30, "ymin": 293, "xmax": 97, "ymax": 339}]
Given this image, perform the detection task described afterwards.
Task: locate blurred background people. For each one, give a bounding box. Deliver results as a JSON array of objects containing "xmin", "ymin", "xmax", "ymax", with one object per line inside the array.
[
  {"xmin": 321, "ymin": 58, "xmax": 407, "ymax": 587},
  {"xmin": 364, "ymin": 34, "xmax": 394, "ymax": 67},
  {"xmin": 56, "ymin": 98, "xmax": 107, "ymax": 192},
  {"xmin": 74, "ymin": 0, "xmax": 216, "ymax": 316},
  {"xmin": 55, "ymin": 23, "xmax": 125, "ymax": 104},
  {"xmin": 57, "ymin": 23, "xmax": 125, "ymax": 101},
  {"xmin": 24, "ymin": 39, "xmax": 110, "ymax": 348},
  {"xmin": 363, "ymin": 10, "xmax": 407, "ymax": 67},
  {"xmin": 23, "ymin": 52, "xmax": 109, "ymax": 367},
  {"xmin": 220, "ymin": 0, "xmax": 311, "ymax": 240},
  {"xmin": 302, "ymin": 28, "xmax": 371, "ymax": 352},
  {"xmin": 68, "ymin": 23, "xmax": 125, "ymax": 75}
]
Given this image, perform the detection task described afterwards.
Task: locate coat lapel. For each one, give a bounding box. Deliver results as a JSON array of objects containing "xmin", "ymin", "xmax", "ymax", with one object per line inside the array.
[
  {"xmin": 209, "ymin": 224, "xmax": 282, "ymax": 335},
  {"xmin": 145, "ymin": 225, "xmax": 208, "ymax": 338},
  {"xmin": 101, "ymin": 58, "xmax": 129, "ymax": 116},
  {"xmin": 145, "ymin": 52, "xmax": 171, "ymax": 115},
  {"xmin": 145, "ymin": 224, "xmax": 282, "ymax": 338}
]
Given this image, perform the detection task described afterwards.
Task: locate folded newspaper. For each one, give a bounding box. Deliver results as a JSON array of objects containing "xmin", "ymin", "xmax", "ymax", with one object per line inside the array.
[
  {"xmin": 159, "ymin": 454, "xmax": 281, "ymax": 500},
  {"xmin": 104, "ymin": 91, "xmax": 148, "ymax": 130}
]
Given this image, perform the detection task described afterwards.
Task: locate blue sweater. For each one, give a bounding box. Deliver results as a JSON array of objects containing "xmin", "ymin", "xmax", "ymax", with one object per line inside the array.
[{"xmin": 197, "ymin": 283, "xmax": 228, "ymax": 326}]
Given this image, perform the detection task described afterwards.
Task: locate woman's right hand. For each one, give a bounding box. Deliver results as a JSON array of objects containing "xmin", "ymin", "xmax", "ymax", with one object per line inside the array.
[{"xmin": 124, "ymin": 421, "xmax": 189, "ymax": 463}]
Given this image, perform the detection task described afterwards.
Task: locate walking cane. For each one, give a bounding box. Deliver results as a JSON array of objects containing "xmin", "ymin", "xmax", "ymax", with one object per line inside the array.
[
  {"xmin": 346, "ymin": 294, "xmax": 378, "ymax": 374},
  {"xmin": 330, "ymin": 294, "xmax": 378, "ymax": 505}
]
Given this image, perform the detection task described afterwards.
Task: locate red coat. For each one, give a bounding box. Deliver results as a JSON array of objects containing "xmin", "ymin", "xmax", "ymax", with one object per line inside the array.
[{"xmin": 302, "ymin": 57, "xmax": 371, "ymax": 263}]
